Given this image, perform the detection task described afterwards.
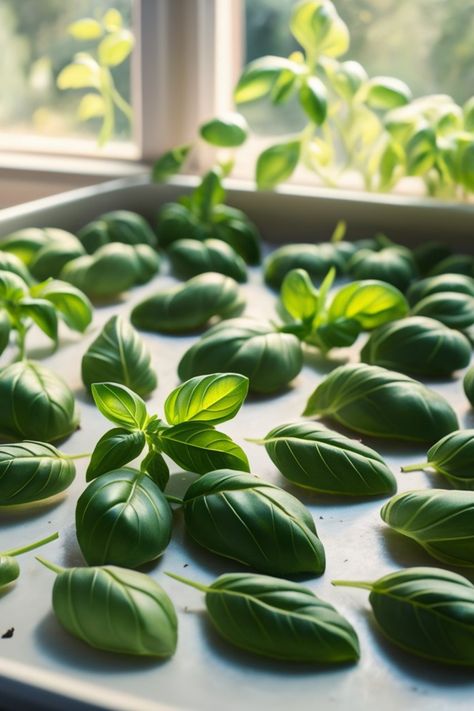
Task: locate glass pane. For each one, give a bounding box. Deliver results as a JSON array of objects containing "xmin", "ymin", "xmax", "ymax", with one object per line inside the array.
[{"xmin": 0, "ymin": 0, "xmax": 133, "ymax": 150}]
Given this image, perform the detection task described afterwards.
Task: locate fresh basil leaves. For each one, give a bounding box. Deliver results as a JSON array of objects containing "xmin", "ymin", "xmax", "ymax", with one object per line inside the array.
[{"xmin": 402, "ymin": 429, "xmax": 474, "ymax": 488}]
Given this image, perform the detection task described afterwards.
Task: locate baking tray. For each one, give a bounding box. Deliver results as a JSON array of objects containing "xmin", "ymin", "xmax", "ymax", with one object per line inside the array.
[{"xmin": 0, "ymin": 179, "xmax": 473, "ymax": 711}]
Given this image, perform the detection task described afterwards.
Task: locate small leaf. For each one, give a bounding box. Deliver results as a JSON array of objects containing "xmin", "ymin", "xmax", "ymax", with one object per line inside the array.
[
  {"xmin": 256, "ymin": 141, "xmax": 300, "ymax": 190},
  {"xmin": 57, "ymin": 61, "xmax": 99, "ymax": 90},
  {"xmin": 103, "ymin": 9, "xmax": 123, "ymax": 31},
  {"xmin": 299, "ymin": 77, "xmax": 328, "ymax": 125},
  {"xmin": 314, "ymin": 317, "xmax": 361, "ymax": 350},
  {"xmin": 92, "ymin": 382, "xmax": 148, "ymax": 430},
  {"xmin": 200, "ymin": 113, "xmax": 248, "ymax": 147},
  {"xmin": 290, "ymin": 1, "xmax": 349, "ymax": 57},
  {"xmin": 165, "ymin": 373, "xmax": 249, "ymax": 426},
  {"xmin": 234, "ymin": 56, "xmax": 304, "ymax": 104},
  {"xmin": 160, "ymin": 422, "xmax": 249, "ymax": 474},
  {"xmin": 280, "ymin": 268, "xmax": 319, "ymax": 321},
  {"xmin": 330, "ymin": 220, "xmax": 346, "ymax": 243},
  {"xmin": 0, "ymin": 312, "xmax": 10, "ymax": 356},
  {"xmin": 78, "ymin": 93, "xmax": 106, "ymax": 120},
  {"xmin": 86, "ymin": 428, "xmax": 146, "ymax": 481},
  {"xmin": 141, "ymin": 449, "xmax": 170, "ymax": 490},
  {"xmin": 365, "ymin": 77, "xmax": 412, "ymax": 110},
  {"xmin": 152, "ymin": 145, "xmax": 191, "ymax": 182},
  {"xmin": 191, "ymin": 168, "xmax": 225, "ymax": 221},
  {"xmin": 31, "ymin": 279, "xmax": 92, "ymax": 333},
  {"xmin": 328, "ymin": 280, "xmax": 408, "ymax": 330},
  {"xmin": 68, "ymin": 19, "xmax": 103, "ymax": 40},
  {"xmin": 98, "ymin": 30, "xmax": 134, "ymax": 67},
  {"xmin": 18, "ymin": 298, "xmax": 58, "ymax": 342}
]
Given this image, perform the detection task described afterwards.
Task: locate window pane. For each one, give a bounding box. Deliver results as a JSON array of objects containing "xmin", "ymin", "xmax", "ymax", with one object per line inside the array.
[{"xmin": 0, "ymin": 0, "xmax": 133, "ymax": 150}]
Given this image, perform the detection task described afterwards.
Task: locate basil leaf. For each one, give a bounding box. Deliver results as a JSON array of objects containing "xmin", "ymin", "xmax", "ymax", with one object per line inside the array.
[
  {"xmin": 165, "ymin": 373, "xmax": 248, "ymax": 426},
  {"xmin": 365, "ymin": 76, "xmax": 411, "ymax": 110},
  {"xmin": 259, "ymin": 421, "xmax": 396, "ymax": 496},
  {"xmin": 280, "ymin": 268, "xmax": 319, "ymax": 321},
  {"xmin": 0, "ymin": 228, "xmax": 49, "ymax": 265},
  {"xmin": 141, "ymin": 449, "xmax": 170, "ymax": 490},
  {"xmin": 61, "ymin": 244, "xmax": 139, "ymax": 299},
  {"xmin": 156, "ymin": 203, "xmax": 204, "ymax": 249},
  {"xmin": 30, "ymin": 279, "xmax": 93, "ymax": 333},
  {"xmin": 361, "ymin": 316, "xmax": 472, "ymax": 376},
  {"xmin": 92, "ymin": 382, "xmax": 148, "ymax": 430},
  {"xmin": 411, "ymin": 292, "xmax": 474, "ymax": 331},
  {"xmin": 200, "ymin": 113, "xmax": 248, "ymax": 147},
  {"xmin": 0, "ymin": 556, "xmax": 19, "ymax": 589},
  {"xmin": 465, "ymin": 367, "xmax": 474, "ymax": 407},
  {"xmin": 182, "ymin": 469, "xmax": 325, "ymax": 575},
  {"xmin": 428, "ymin": 254, "xmax": 474, "ymax": 278},
  {"xmin": 0, "ymin": 251, "xmax": 33, "ymax": 284},
  {"xmin": 312, "ymin": 317, "xmax": 361, "ymax": 350},
  {"xmin": 178, "ymin": 318, "xmax": 303, "ymax": 394},
  {"xmin": 0, "ymin": 441, "xmax": 75, "ymax": 505},
  {"xmin": 0, "ymin": 361, "xmax": 79, "ymax": 442},
  {"xmin": 411, "ymin": 242, "xmax": 453, "ymax": 277},
  {"xmin": 190, "ymin": 169, "xmax": 226, "ymax": 222},
  {"xmin": 234, "ymin": 56, "xmax": 304, "ymax": 104},
  {"xmin": 78, "ymin": 210, "xmax": 157, "ymax": 251},
  {"xmin": 347, "ymin": 246, "xmax": 416, "ymax": 291},
  {"xmin": 0, "ymin": 311, "xmax": 10, "ymax": 355},
  {"xmin": 264, "ymin": 243, "xmax": 345, "ymax": 290},
  {"xmin": 407, "ymin": 273, "xmax": 474, "ymax": 306},
  {"xmin": 131, "ymin": 273, "xmax": 244, "ymax": 334},
  {"xmin": 169, "ymin": 571, "xmax": 358, "ymax": 663},
  {"xmin": 381, "ymin": 489, "xmax": 474, "ymax": 567},
  {"xmin": 334, "ymin": 567, "xmax": 474, "ymax": 666},
  {"xmin": 133, "ymin": 244, "xmax": 161, "ymax": 285},
  {"xmin": 402, "ymin": 429, "xmax": 474, "ymax": 489},
  {"xmin": 152, "ymin": 144, "xmax": 191, "ymax": 182},
  {"xmin": 0, "ymin": 271, "xmax": 29, "ymax": 303},
  {"xmin": 76, "ymin": 468, "xmax": 173, "ymax": 568},
  {"xmin": 82, "ymin": 315, "xmax": 157, "ymax": 397},
  {"xmin": 168, "ymin": 238, "xmax": 247, "ymax": 283},
  {"xmin": 256, "ymin": 140, "xmax": 301, "ymax": 190},
  {"xmin": 211, "ymin": 206, "xmax": 262, "ymax": 265},
  {"xmin": 86, "ymin": 428, "xmax": 146, "ymax": 481},
  {"xmin": 160, "ymin": 422, "xmax": 249, "ymax": 474},
  {"xmin": 18, "ymin": 298, "xmax": 58, "ymax": 342},
  {"xmin": 41, "ymin": 562, "xmax": 177, "ymax": 657},
  {"xmin": 303, "ymin": 364, "xmax": 458, "ymax": 443},
  {"xmin": 328, "ymin": 280, "xmax": 408, "ymax": 330},
  {"xmin": 299, "ymin": 77, "xmax": 327, "ymax": 124},
  {"xmin": 29, "ymin": 235, "xmax": 85, "ymax": 281}
]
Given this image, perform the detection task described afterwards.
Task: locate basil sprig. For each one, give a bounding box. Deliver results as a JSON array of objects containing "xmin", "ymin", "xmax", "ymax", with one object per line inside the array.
[
  {"xmin": 0, "ymin": 532, "xmax": 58, "ymax": 589},
  {"xmin": 81, "ymin": 315, "xmax": 157, "ymax": 397},
  {"xmin": 303, "ymin": 363, "xmax": 458, "ymax": 442},
  {"xmin": 254, "ymin": 421, "xmax": 396, "ymax": 496},
  {"xmin": 87, "ymin": 374, "xmax": 249, "ymax": 483},
  {"xmin": 182, "ymin": 469, "xmax": 325, "ymax": 576},
  {"xmin": 402, "ymin": 429, "xmax": 474, "ymax": 489},
  {"xmin": 333, "ymin": 567, "xmax": 474, "ymax": 665},
  {"xmin": 38, "ymin": 558, "xmax": 177, "ymax": 657},
  {"xmin": 167, "ymin": 571, "xmax": 359, "ymax": 664},
  {"xmin": 381, "ymin": 489, "xmax": 474, "ymax": 567}
]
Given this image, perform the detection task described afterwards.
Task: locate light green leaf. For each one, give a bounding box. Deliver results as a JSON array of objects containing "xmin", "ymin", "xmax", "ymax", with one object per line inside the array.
[
  {"xmin": 103, "ymin": 9, "xmax": 123, "ymax": 32},
  {"xmin": 92, "ymin": 382, "xmax": 148, "ymax": 430},
  {"xmin": 30, "ymin": 279, "xmax": 92, "ymax": 333},
  {"xmin": 299, "ymin": 77, "xmax": 327, "ymax": 125},
  {"xmin": 18, "ymin": 298, "xmax": 58, "ymax": 342},
  {"xmin": 57, "ymin": 60, "xmax": 99, "ymax": 90},
  {"xmin": 280, "ymin": 269, "xmax": 319, "ymax": 321},
  {"xmin": 78, "ymin": 93, "xmax": 106, "ymax": 120},
  {"xmin": 234, "ymin": 56, "xmax": 304, "ymax": 105},
  {"xmin": 365, "ymin": 77, "xmax": 412, "ymax": 111},
  {"xmin": 152, "ymin": 145, "xmax": 191, "ymax": 182},
  {"xmin": 68, "ymin": 19, "xmax": 103, "ymax": 40},
  {"xmin": 200, "ymin": 113, "xmax": 248, "ymax": 147},
  {"xmin": 328, "ymin": 280, "xmax": 409, "ymax": 330},
  {"xmin": 98, "ymin": 30, "xmax": 134, "ymax": 67},
  {"xmin": 290, "ymin": 1, "xmax": 349, "ymax": 58},
  {"xmin": 256, "ymin": 141, "xmax": 300, "ymax": 190},
  {"xmin": 160, "ymin": 422, "xmax": 249, "ymax": 474},
  {"xmin": 165, "ymin": 373, "xmax": 249, "ymax": 426}
]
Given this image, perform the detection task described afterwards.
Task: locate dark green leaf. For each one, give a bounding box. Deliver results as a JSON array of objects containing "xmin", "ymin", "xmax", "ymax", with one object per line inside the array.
[
  {"xmin": 211, "ymin": 215, "xmax": 262, "ymax": 265},
  {"xmin": 60, "ymin": 244, "xmax": 139, "ymax": 299},
  {"xmin": 465, "ymin": 368, "xmax": 474, "ymax": 407},
  {"xmin": 348, "ymin": 246, "xmax": 417, "ymax": 292},
  {"xmin": 411, "ymin": 292, "xmax": 474, "ymax": 331},
  {"xmin": 0, "ymin": 311, "xmax": 10, "ymax": 355},
  {"xmin": 191, "ymin": 169, "xmax": 225, "ymax": 222},
  {"xmin": 0, "ymin": 556, "xmax": 19, "ymax": 589},
  {"xmin": 141, "ymin": 449, "xmax": 169, "ymax": 490},
  {"xmin": 30, "ymin": 279, "xmax": 93, "ymax": 333},
  {"xmin": 18, "ymin": 298, "xmax": 58, "ymax": 342},
  {"xmin": 152, "ymin": 144, "xmax": 191, "ymax": 182},
  {"xmin": 78, "ymin": 211, "xmax": 157, "ymax": 250},
  {"xmin": 92, "ymin": 382, "xmax": 148, "ymax": 430},
  {"xmin": 182, "ymin": 469, "xmax": 325, "ymax": 575},
  {"xmin": 29, "ymin": 236, "xmax": 85, "ymax": 281},
  {"xmin": 411, "ymin": 242, "xmax": 452, "ymax": 277},
  {"xmin": 168, "ymin": 238, "xmax": 247, "ymax": 282},
  {"xmin": 407, "ymin": 273, "xmax": 474, "ymax": 306},
  {"xmin": 165, "ymin": 373, "xmax": 248, "ymax": 426},
  {"xmin": 160, "ymin": 422, "xmax": 249, "ymax": 474},
  {"xmin": 234, "ymin": 56, "xmax": 304, "ymax": 104},
  {"xmin": 156, "ymin": 202, "xmax": 203, "ymax": 249},
  {"xmin": 299, "ymin": 77, "xmax": 327, "ymax": 125},
  {"xmin": 402, "ymin": 429, "xmax": 474, "ymax": 489},
  {"xmin": 303, "ymin": 363, "xmax": 458, "ymax": 443},
  {"xmin": 133, "ymin": 244, "xmax": 161, "ymax": 285},
  {"xmin": 313, "ymin": 317, "xmax": 361, "ymax": 350},
  {"xmin": 86, "ymin": 428, "xmax": 146, "ymax": 481},
  {"xmin": 200, "ymin": 114, "xmax": 248, "ymax": 147},
  {"xmin": 264, "ymin": 243, "xmax": 345, "ymax": 290}
]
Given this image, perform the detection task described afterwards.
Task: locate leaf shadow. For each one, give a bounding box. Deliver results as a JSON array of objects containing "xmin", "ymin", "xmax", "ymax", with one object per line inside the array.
[
  {"xmin": 276, "ymin": 475, "xmax": 393, "ymax": 509},
  {"xmin": 0, "ymin": 496, "xmax": 66, "ymax": 528},
  {"xmin": 34, "ymin": 613, "xmax": 166, "ymax": 673},
  {"xmin": 303, "ymin": 348, "xmax": 350, "ymax": 375},
  {"xmin": 166, "ymin": 471, "xmax": 199, "ymax": 499}
]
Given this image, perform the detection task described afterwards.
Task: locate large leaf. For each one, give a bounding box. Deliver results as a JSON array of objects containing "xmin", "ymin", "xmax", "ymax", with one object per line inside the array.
[
  {"xmin": 182, "ymin": 469, "xmax": 325, "ymax": 575},
  {"xmin": 0, "ymin": 441, "xmax": 75, "ymax": 505},
  {"xmin": 299, "ymin": 77, "xmax": 327, "ymax": 125},
  {"xmin": 159, "ymin": 422, "xmax": 249, "ymax": 474},
  {"xmin": 92, "ymin": 382, "xmax": 148, "ymax": 430},
  {"xmin": 165, "ymin": 373, "xmax": 248, "ymax": 426},
  {"xmin": 82, "ymin": 315, "xmax": 157, "ymax": 397},
  {"xmin": 290, "ymin": 1, "xmax": 349, "ymax": 57},
  {"xmin": 168, "ymin": 238, "xmax": 247, "ymax": 283},
  {"xmin": 30, "ymin": 279, "xmax": 93, "ymax": 333},
  {"xmin": 86, "ymin": 428, "xmax": 146, "ymax": 481},
  {"xmin": 328, "ymin": 280, "xmax": 408, "ymax": 330},
  {"xmin": 68, "ymin": 18, "xmax": 102, "ymax": 40}
]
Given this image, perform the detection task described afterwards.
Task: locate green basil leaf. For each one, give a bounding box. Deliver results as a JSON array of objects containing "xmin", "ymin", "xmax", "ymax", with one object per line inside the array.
[
  {"xmin": 169, "ymin": 571, "xmax": 359, "ymax": 663},
  {"xmin": 178, "ymin": 318, "xmax": 303, "ymax": 394},
  {"xmin": 381, "ymin": 489, "xmax": 474, "ymax": 567},
  {"xmin": 0, "ymin": 361, "xmax": 79, "ymax": 442},
  {"xmin": 290, "ymin": 1, "xmax": 349, "ymax": 58},
  {"xmin": 365, "ymin": 76, "xmax": 412, "ymax": 110},
  {"xmin": 133, "ymin": 244, "xmax": 161, "ymax": 285},
  {"xmin": 465, "ymin": 368, "xmax": 474, "ymax": 407},
  {"xmin": 264, "ymin": 243, "xmax": 345, "ymax": 289},
  {"xmin": 190, "ymin": 169, "xmax": 225, "ymax": 222},
  {"xmin": 348, "ymin": 246, "xmax": 417, "ymax": 292},
  {"xmin": 30, "ymin": 279, "xmax": 93, "ymax": 333},
  {"xmin": 303, "ymin": 363, "xmax": 458, "ymax": 443},
  {"xmin": 200, "ymin": 113, "xmax": 248, "ymax": 147},
  {"xmin": 130, "ymin": 273, "xmax": 244, "ymax": 334},
  {"xmin": 61, "ymin": 244, "xmax": 139, "ymax": 299},
  {"xmin": 0, "ymin": 228, "xmax": 50, "ymax": 266},
  {"xmin": 280, "ymin": 268, "xmax": 319, "ymax": 321},
  {"xmin": 0, "ymin": 441, "xmax": 75, "ymax": 505},
  {"xmin": 86, "ymin": 428, "xmax": 145, "ymax": 481},
  {"xmin": 313, "ymin": 317, "xmax": 361, "ymax": 350},
  {"xmin": 29, "ymin": 236, "xmax": 85, "ymax": 281},
  {"xmin": 260, "ymin": 421, "xmax": 396, "ymax": 496},
  {"xmin": 156, "ymin": 202, "xmax": 203, "ymax": 249},
  {"xmin": 42, "ymin": 563, "xmax": 177, "ymax": 657},
  {"xmin": 334, "ymin": 567, "xmax": 474, "ymax": 665},
  {"xmin": 328, "ymin": 280, "xmax": 409, "ymax": 330},
  {"xmin": 160, "ymin": 422, "xmax": 249, "ymax": 474},
  {"xmin": 234, "ymin": 56, "xmax": 304, "ymax": 104},
  {"xmin": 0, "ymin": 311, "xmax": 10, "ymax": 356},
  {"xmin": 168, "ymin": 238, "xmax": 247, "ymax": 283},
  {"xmin": 0, "ymin": 251, "xmax": 33, "ymax": 284},
  {"xmin": 183, "ymin": 469, "xmax": 325, "ymax": 575},
  {"xmin": 141, "ymin": 449, "xmax": 170, "ymax": 490},
  {"xmin": 78, "ymin": 211, "xmax": 156, "ymax": 252},
  {"xmin": 402, "ymin": 429, "xmax": 474, "ymax": 489},
  {"xmin": 152, "ymin": 144, "xmax": 191, "ymax": 182},
  {"xmin": 406, "ymin": 126, "xmax": 437, "ymax": 175},
  {"xmin": 76, "ymin": 468, "xmax": 172, "ymax": 568},
  {"xmin": 361, "ymin": 316, "xmax": 471, "ymax": 376},
  {"xmin": 0, "ymin": 271, "xmax": 29, "ymax": 303},
  {"xmin": 407, "ymin": 273, "xmax": 474, "ymax": 306},
  {"xmin": 299, "ymin": 77, "xmax": 327, "ymax": 125},
  {"xmin": 92, "ymin": 382, "xmax": 148, "ymax": 430},
  {"xmin": 82, "ymin": 315, "xmax": 157, "ymax": 398},
  {"xmin": 411, "ymin": 242, "xmax": 453, "ymax": 277},
  {"xmin": 256, "ymin": 140, "xmax": 301, "ymax": 190},
  {"xmin": 165, "ymin": 373, "xmax": 248, "ymax": 426},
  {"xmin": 411, "ymin": 292, "xmax": 474, "ymax": 331},
  {"xmin": 427, "ymin": 254, "xmax": 474, "ymax": 278},
  {"xmin": 330, "ymin": 60, "xmax": 367, "ymax": 100},
  {"xmin": 0, "ymin": 556, "xmax": 20, "ymax": 589},
  {"xmin": 211, "ymin": 206, "xmax": 262, "ymax": 265},
  {"xmin": 18, "ymin": 298, "xmax": 58, "ymax": 342}
]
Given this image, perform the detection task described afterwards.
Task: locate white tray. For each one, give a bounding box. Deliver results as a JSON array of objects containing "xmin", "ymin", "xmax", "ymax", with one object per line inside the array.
[{"xmin": 0, "ymin": 180, "xmax": 473, "ymax": 711}]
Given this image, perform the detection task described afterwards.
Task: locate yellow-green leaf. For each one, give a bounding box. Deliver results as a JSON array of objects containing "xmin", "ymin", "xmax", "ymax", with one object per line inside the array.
[
  {"xmin": 98, "ymin": 30, "xmax": 134, "ymax": 67},
  {"xmin": 78, "ymin": 93, "xmax": 106, "ymax": 120},
  {"xmin": 256, "ymin": 141, "xmax": 301, "ymax": 190},
  {"xmin": 365, "ymin": 77, "xmax": 412, "ymax": 111},
  {"xmin": 57, "ymin": 62, "xmax": 99, "ymax": 90},
  {"xmin": 68, "ymin": 19, "xmax": 103, "ymax": 40},
  {"xmin": 103, "ymin": 9, "xmax": 123, "ymax": 32}
]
